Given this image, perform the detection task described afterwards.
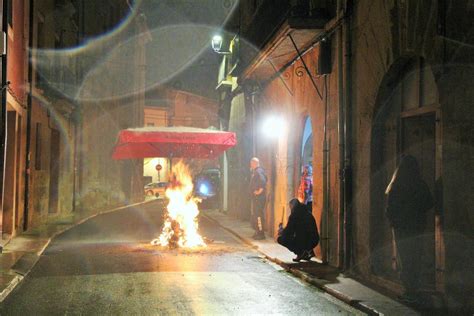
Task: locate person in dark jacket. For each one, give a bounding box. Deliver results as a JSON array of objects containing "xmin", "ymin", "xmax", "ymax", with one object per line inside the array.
[
  {"xmin": 277, "ymin": 198, "xmax": 320, "ymax": 262},
  {"xmin": 386, "ymin": 155, "xmax": 434, "ymax": 304},
  {"xmin": 249, "ymin": 157, "xmax": 267, "ymax": 240}
]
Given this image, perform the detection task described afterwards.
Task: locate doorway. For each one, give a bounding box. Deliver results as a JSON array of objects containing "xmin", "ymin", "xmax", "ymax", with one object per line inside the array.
[
  {"xmin": 370, "ymin": 57, "xmax": 443, "ymax": 292},
  {"xmin": 401, "ymin": 113, "xmax": 437, "ymax": 290},
  {"xmin": 15, "ymin": 116, "xmax": 23, "ymax": 230},
  {"xmin": 49, "ymin": 129, "xmax": 60, "ymax": 213},
  {"xmin": 301, "ymin": 116, "xmax": 313, "ymax": 171},
  {"xmin": 2, "ymin": 111, "xmax": 21, "ymax": 235}
]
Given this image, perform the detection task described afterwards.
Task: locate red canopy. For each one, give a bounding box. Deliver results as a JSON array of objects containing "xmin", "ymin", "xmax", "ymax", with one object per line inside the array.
[{"xmin": 112, "ymin": 127, "xmax": 237, "ymax": 160}]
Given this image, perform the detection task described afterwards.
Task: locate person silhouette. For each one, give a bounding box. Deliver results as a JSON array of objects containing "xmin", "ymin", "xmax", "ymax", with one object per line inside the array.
[
  {"xmin": 277, "ymin": 198, "xmax": 319, "ymax": 262},
  {"xmin": 249, "ymin": 157, "xmax": 267, "ymax": 240},
  {"xmin": 386, "ymin": 155, "xmax": 434, "ymax": 304}
]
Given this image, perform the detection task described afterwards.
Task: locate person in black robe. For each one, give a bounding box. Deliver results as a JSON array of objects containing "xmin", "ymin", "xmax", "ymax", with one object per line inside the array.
[
  {"xmin": 277, "ymin": 198, "xmax": 319, "ymax": 262},
  {"xmin": 386, "ymin": 154, "xmax": 434, "ymax": 304}
]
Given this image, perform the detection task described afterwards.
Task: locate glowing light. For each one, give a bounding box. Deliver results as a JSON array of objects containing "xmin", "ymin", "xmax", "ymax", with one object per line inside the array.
[
  {"xmin": 262, "ymin": 116, "xmax": 286, "ymax": 139},
  {"xmin": 211, "ymin": 35, "xmax": 223, "ymax": 52},
  {"xmin": 151, "ymin": 161, "xmax": 206, "ymax": 249},
  {"xmin": 199, "ymin": 183, "xmax": 210, "ymax": 195}
]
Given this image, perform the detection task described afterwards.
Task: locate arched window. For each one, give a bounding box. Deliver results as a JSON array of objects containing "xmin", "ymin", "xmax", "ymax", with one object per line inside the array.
[{"xmin": 301, "ymin": 116, "xmax": 313, "ymax": 170}]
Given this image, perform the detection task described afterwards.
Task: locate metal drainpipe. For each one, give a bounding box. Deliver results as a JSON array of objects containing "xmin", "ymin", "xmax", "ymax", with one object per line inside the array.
[
  {"xmin": 23, "ymin": 0, "xmax": 34, "ymax": 231},
  {"xmin": 71, "ymin": 5, "xmax": 82, "ymax": 213},
  {"xmin": 343, "ymin": 0, "xmax": 353, "ymax": 271},
  {"xmin": 322, "ymin": 76, "xmax": 329, "ymax": 264},
  {"xmin": 72, "ymin": 113, "xmax": 77, "ymax": 212},
  {"xmin": 337, "ymin": 0, "xmax": 346, "ymax": 269}
]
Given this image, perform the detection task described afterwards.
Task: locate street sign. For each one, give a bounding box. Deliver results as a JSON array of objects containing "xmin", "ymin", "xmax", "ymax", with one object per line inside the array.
[{"xmin": 155, "ymin": 164, "xmax": 162, "ymax": 171}]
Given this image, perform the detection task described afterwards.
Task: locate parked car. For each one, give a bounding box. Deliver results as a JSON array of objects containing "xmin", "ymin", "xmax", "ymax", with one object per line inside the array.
[{"xmin": 144, "ymin": 182, "xmax": 169, "ymax": 198}]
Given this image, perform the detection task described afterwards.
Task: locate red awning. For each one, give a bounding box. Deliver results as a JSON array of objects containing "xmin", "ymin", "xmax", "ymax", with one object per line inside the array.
[{"xmin": 112, "ymin": 127, "xmax": 237, "ymax": 160}]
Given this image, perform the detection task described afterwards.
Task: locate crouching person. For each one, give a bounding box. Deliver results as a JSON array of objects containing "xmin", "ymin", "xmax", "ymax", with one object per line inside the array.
[{"xmin": 277, "ymin": 198, "xmax": 319, "ymax": 262}]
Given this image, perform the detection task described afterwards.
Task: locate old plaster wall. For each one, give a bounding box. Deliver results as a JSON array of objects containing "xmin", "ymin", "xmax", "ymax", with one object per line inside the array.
[
  {"xmin": 351, "ymin": 0, "xmax": 473, "ymax": 305},
  {"xmin": 257, "ymin": 40, "xmax": 343, "ymax": 266}
]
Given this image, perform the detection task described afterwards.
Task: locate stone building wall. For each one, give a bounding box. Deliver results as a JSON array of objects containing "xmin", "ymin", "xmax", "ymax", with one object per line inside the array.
[{"xmin": 350, "ymin": 0, "xmax": 473, "ymax": 308}]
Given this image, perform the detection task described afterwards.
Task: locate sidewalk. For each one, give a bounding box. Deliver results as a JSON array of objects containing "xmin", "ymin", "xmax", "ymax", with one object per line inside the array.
[
  {"xmin": 203, "ymin": 209, "xmax": 419, "ymax": 316},
  {"xmin": 0, "ymin": 200, "xmax": 154, "ymax": 302}
]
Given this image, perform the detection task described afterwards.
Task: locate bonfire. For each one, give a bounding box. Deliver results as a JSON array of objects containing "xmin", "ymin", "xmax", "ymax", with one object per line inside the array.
[{"xmin": 151, "ymin": 162, "xmax": 206, "ymax": 249}]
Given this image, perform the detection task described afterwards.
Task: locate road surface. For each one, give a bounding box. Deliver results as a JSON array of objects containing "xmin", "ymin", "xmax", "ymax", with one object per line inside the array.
[{"xmin": 1, "ymin": 201, "xmax": 363, "ymax": 315}]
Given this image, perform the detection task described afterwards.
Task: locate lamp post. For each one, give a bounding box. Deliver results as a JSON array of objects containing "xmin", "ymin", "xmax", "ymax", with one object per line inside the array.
[{"xmin": 211, "ymin": 34, "xmax": 232, "ymax": 55}]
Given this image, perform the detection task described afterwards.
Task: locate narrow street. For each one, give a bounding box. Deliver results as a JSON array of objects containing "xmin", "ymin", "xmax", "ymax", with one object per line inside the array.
[{"xmin": 0, "ymin": 201, "xmax": 362, "ymax": 315}]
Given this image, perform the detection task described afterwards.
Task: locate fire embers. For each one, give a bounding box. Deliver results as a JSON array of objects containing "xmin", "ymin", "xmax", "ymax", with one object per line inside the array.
[
  {"xmin": 168, "ymin": 220, "xmax": 183, "ymax": 248},
  {"xmin": 151, "ymin": 219, "xmax": 183, "ymax": 248},
  {"xmin": 151, "ymin": 162, "xmax": 206, "ymax": 249}
]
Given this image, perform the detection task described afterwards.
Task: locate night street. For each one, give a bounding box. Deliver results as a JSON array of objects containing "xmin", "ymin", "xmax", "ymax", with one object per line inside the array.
[
  {"xmin": 0, "ymin": 1, "xmax": 471, "ymax": 313},
  {"xmin": 0, "ymin": 201, "xmax": 361, "ymax": 315}
]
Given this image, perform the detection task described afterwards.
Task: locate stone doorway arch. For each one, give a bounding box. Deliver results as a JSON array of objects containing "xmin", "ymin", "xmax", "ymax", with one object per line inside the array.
[{"xmin": 370, "ymin": 56, "xmax": 442, "ymax": 292}]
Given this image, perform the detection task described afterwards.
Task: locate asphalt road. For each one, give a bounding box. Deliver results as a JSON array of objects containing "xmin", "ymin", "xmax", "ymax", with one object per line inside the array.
[{"xmin": 1, "ymin": 201, "xmax": 363, "ymax": 315}]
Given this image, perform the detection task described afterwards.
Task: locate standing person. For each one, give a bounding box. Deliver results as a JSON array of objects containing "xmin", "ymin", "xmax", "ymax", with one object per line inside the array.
[
  {"xmin": 277, "ymin": 198, "xmax": 319, "ymax": 262},
  {"xmin": 385, "ymin": 155, "xmax": 433, "ymax": 304},
  {"xmin": 249, "ymin": 157, "xmax": 267, "ymax": 240},
  {"xmin": 298, "ymin": 165, "xmax": 313, "ymax": 213}
]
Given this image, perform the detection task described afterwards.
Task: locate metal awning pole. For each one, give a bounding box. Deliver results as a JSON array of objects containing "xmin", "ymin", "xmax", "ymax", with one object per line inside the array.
[{"xmin": 287, "ymin": 33, "xmax": 323, "ymax": 100}]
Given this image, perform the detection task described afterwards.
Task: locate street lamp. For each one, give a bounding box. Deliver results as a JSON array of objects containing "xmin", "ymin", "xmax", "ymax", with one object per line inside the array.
[
  {"xmin": 211, "ymin": 34, "xmax": 231, "ymax": 55},
  {"xmin": 262, "ymin": 116, "xmax": 286, "ymax": 140}
]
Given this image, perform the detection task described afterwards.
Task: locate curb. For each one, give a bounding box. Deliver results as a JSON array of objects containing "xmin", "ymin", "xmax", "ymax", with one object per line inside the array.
[
  {"xmin": 0, "ymin": 199, "xmax": 156, "ymax": 303},
  {"xmin": 202, "ymin": 213, "xmax": 381, "ymax": 316}
]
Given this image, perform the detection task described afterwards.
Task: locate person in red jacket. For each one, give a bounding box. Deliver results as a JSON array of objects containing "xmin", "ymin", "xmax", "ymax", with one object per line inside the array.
[{"xmin": 298, "ymin": 165, "xmax": 313, "ymax": 213}]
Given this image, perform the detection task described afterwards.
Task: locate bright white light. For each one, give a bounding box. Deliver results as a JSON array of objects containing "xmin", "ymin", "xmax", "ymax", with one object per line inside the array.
[
  {"xmin": 211, "ymin": 35, "xmax": 223, "ymax": 52},
  {"xmin": 262, "ymin": 116, "xmax": 286, "ymax": 139},
  {"xmin": 199, "ymin": 183, "xmax": 210, "ymax": 195}
]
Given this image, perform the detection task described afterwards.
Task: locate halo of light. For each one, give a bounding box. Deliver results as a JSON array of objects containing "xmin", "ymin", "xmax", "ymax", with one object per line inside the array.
[
  {"xmin": 199, "ymin": 183, "xmax": 210, "ymax": 195},
  {"xmin": 262, "ymin": 116, "xmax": 287, "ymax": 139}
]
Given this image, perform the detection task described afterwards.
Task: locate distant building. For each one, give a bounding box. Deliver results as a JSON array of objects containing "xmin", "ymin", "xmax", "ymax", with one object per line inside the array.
[{"xmin": 142, "ymin": 86, "xmax": 219, "ymax": 184}]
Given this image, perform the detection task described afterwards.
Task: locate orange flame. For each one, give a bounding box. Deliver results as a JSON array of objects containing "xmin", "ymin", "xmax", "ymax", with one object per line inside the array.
[{"xmin": 151, "ymin": 161, "xmax": 206, "ymax": 248}]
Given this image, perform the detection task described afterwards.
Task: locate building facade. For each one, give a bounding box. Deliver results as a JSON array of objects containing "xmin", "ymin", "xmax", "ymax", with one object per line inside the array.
[
  {"xmin": 218, "ymin": 0, "xmax": 473, "ymax": 310},
  {"xmin": 1, "ymin": 0, "xmax": 29, "ymax": 237},
  {"xmin": 1, "ymin": 0, "xmax": 149, "ymax": 237}
]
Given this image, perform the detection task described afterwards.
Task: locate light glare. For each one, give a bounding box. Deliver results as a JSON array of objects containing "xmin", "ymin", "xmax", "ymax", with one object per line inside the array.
[{"xmin": 262, "ymin": 116, "xmax": 286, "ymax": 139}]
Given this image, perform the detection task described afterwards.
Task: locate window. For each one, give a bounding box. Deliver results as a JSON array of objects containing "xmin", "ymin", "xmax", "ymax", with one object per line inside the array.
[
  {"xmin": 400, "ymin": 58, "xmax": 438, "ymax": 112},
  {"xmin": 35, "ymin": 123, "xmax": 42, "ymax": 170}
]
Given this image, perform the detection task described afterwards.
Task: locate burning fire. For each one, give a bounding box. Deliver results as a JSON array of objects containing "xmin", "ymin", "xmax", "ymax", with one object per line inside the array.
[{"xmin": 151, "ymin": 162, "xmax": 206, "ymax": 248}]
